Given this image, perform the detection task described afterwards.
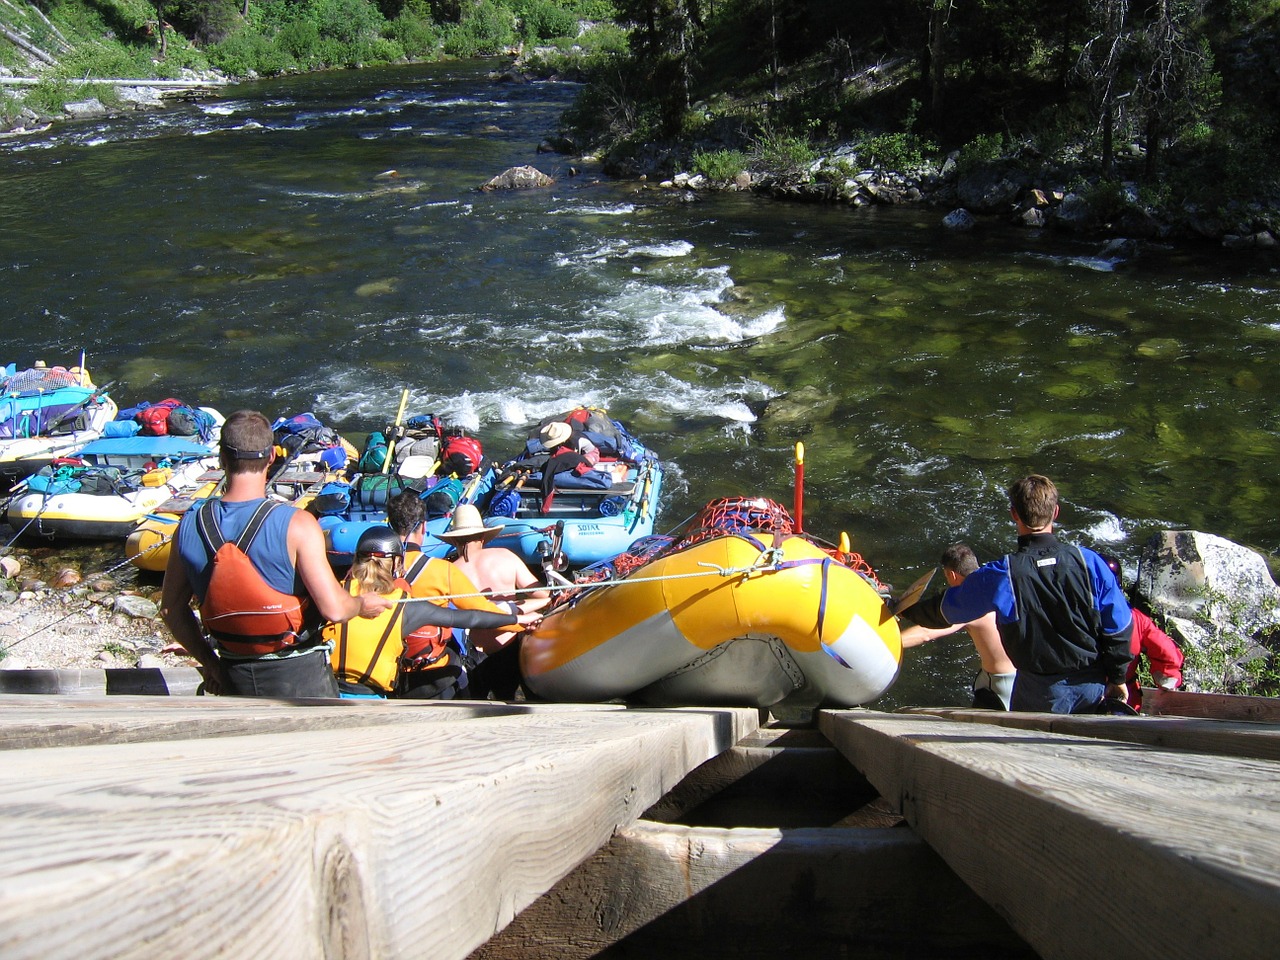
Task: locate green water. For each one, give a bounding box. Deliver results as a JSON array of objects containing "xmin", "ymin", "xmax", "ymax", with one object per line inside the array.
[{"xmin": 3, "ymin": 60, "xmax": 1278, "ymax": 707}]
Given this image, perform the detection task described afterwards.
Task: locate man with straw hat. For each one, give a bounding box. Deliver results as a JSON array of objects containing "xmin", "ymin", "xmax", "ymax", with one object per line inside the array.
[{"xmin": 443, "ymin": 503, "xmax": 550, "ymax": 698}]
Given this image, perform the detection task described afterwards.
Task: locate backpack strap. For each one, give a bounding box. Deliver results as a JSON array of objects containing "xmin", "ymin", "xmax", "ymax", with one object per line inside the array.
[
  {"xmin": 196, "ymin": 499, "xmax": 281, "ymax": 556},
  {"xmin": 354, "ymin": 590, "xmax": 406, "ymax": 689},
  {"xmin": 404, "ymin": 550, "xmax": 429, "ymax": 584}
]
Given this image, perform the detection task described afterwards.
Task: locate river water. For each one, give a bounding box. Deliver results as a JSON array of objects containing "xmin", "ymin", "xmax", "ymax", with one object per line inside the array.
[{"xmin": 3, "ymin": 60, "xmax": 1278, "ymax": 707}]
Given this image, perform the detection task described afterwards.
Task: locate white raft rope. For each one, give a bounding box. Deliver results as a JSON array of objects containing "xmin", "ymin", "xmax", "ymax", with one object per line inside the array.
[{"xmin": 390, "ymin": 545, "xmax": 792, "ymax": 605}]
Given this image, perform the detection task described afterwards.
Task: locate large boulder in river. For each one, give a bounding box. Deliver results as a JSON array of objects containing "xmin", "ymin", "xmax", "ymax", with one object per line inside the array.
[
  {"xmin": 954, "ymin": 161, "xmax": 1030, "ymax": 213},
  {"xmin": 481, "ymin": 165, "xmax": 555, "ymax": 191},
  {"xmin": 1135, "ymin": 531, "xmax": 1280, "ymax": 690}
]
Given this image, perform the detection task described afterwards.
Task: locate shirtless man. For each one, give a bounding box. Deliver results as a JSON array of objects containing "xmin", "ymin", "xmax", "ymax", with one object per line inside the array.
[
  {"xmin": 900, "ymin": 542, "xmax": 1017, "ymax": 710},
  {"xmin": 441, "ymin": 503, "xmax": 550, "ymax": 698}
]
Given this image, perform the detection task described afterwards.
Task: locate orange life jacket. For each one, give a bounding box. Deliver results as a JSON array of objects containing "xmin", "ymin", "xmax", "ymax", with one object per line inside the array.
[{"xmin": 196, "ymin": 500, "xmax": 308, "ymax": 656}]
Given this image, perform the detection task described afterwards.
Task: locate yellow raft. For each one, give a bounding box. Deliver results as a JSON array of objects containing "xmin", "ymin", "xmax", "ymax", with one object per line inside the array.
[{"xmin": 521, "ymin": 501, "xmax": 901, "ymax": 710}]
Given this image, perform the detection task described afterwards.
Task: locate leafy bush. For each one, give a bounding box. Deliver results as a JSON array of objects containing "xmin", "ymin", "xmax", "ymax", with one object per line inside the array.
[
  {"xmin": 511, "ymin": 0, "xmax": 578, "ymax": 41},
  {"xmin": 208, "ymin": 28, "xmax": 297, "ymax": 76},
  {"xmin": 310, "ymin": 0, "xmax": 388, "ymax": 46},
  {"xmin": 751, "ymin": 131, "xmax": 817, "ymax": 181},
  {"xmin": 441, "ymin": 0, "xmax": 516, "ymax": 57},
  {"xmin": 691, "ymin": 148, "xmax": 748, "ymax": 182},
  {"xmin": 390, "ymin": 9, "xmax": 441, "ymax": 59},
  {"xmin": 860, "ymin": 131, "xmax": 936, "ymax": 172},
  {"xmin": 956, "ymin": 132, "xmax": 1005, "ymax": 173},
  {"xmin": 1179, "ymin": 585, "xmax": 1280, "ymax": 697},
  {"xmin": 24, "ymin": 79, "xmax": 78, "ymax": 115},
  {"xmin": 55, "ymin": 43, "xmax": 153, "ymax": 80},
  {"xmin": 278, "ymin": 19, "xmax": 322, "ymax": 63}
]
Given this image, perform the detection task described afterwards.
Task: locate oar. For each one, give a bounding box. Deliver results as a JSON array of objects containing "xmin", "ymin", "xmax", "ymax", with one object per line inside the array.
[
  {"xmin": 42, "ymin": 380, "xmax": 116, "ymax": 435},
  {"xmin": 889, "ymin": 568, "xmax": 936, "ymax": 615},
  {"xmin": 793, "ymin": 441, "xmax": 805, "ymax": 533},
  {"xmin": 380, "ymin": 388, "xmax": 410, "ymax": 475}
]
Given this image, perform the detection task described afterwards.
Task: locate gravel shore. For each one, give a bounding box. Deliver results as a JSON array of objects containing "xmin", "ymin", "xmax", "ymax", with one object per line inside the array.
[{"xmin": 0, "ymin": 543, "xmax": 195, "ymax": 673}]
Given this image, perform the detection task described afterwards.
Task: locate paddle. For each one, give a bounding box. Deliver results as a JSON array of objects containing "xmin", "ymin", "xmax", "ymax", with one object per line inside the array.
[
  {"xmin": 380, "ymin": 388, "xmax": 410, "ymax": 475},
  {"xmin": 42, "ymin": 380, "xmax": 116, "ymax": 436},
  {"xmin": 793, "ymin": 441, "xmax": 804, "ymax": 533},
  {"xmin": 889, "ymin": 567, "xmax": 936, "ymax": 615}
]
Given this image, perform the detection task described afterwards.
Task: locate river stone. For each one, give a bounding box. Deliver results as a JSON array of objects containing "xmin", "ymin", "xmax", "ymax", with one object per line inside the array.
[
  {"xmin": 65, "ymin": 98, "xmax": 107, "ymax": 118},
  {"xmin": 480, "ymin": 165, "xmax": 554, "ymax": 191},
  {"xmin": 1136, "ymin": 530, "xmax": 1280, "ymax": 636},
  {"xmin": 0, "ymin": 555, "xmax": 20, "ymax": 579},
  {"xmin": 955, "ymin": 161, "xmax": 1029, "ymax": 213},
  {"xmin": 114, "ymin": 595, "xmax": 160, "ymax": 619},
  {"xmin": 51, "ymin": 567, "xmax": 82, "ymax": 589},
  {"xmin": 942, "ymin": 208, "xmax": 976, "ymax": 231}
]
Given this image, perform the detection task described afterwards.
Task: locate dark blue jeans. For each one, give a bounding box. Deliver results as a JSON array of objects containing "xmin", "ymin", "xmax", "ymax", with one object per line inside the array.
[
  {"xmin": 223, "ymin": 649, "xmax": 340, "ymax": 699},
  {"xmin": 1010, "ymin": 669, "xmax": 1106, "ymax": 714}
]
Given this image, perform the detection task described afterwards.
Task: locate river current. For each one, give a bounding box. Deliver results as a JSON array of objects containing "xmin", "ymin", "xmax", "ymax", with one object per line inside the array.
[{"xmin": 3, "ymin": 60, "xmax": 1278, "ymax": 707}]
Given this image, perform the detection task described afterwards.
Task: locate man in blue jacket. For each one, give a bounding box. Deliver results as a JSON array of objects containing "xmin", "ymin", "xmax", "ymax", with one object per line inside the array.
[{"xmin": 907, "ymin": 475, "xmax": 1133, "ymax": 713}]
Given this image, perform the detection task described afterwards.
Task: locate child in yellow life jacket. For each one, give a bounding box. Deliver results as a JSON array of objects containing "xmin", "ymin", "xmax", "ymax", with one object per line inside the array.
[{"xmin": 323, "ymin": 526, "xmax": 533, "ymax": 699}]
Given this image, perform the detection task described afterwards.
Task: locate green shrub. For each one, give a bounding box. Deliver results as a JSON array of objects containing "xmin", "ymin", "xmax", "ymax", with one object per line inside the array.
[
  {"xmin": 24, "ymin": 79, "xmax": 77, "ymax": 116},
  {"xmin": 860, "ymin": 131, "xmax": 935, "ymax": 172},
  {"xmin": 1082, "ymin": 178, "xmax": 1136, "ymax": 222},
  {"xmin": 691, "ymin": 147, "xmax": 748, "ymax": 182},
  {"xmin": 1178, "ymin": 586, "xmax": 1280, "ymax": 697},
  {"xmin": 55, "ymin": 43, "xmax": 153, "ymax": 80},
  {"xmin": 278, "ymin": 19, "xmax": 322, "ymax": 63},
  {"xmin": 208, "ymin": 29, "xmax": 297, "ymax": 76},
  {"xmin": 512, "ymin": 0, "xmax": 578, "ymax": 41},
  {"xmin": 441, "ymin": 0, "xmax": 516, "ymax": 57},
  {"xmin": 751, "ymin": 131, "xmax": 817, "ymax": 181},
  {"xmin": 956, "ymin": 132, "xmax": 1005, "ymax": 173},
  {"xmin": 390, "ymin": 9, "xmax": 441, "ymax": 59},
  {"xmin": 310, "ymin": 0, "xmax": 388, "ymax": 46}
]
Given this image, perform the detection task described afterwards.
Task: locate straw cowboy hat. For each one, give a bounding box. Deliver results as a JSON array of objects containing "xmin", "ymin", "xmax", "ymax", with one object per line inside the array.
[
  {"xmin": 438, "ymin": 503, "xmax": 502, "ymax": 542},
  {"xmin": 540, "ymin": 420, "xmax": 572, "ymax": 449}
]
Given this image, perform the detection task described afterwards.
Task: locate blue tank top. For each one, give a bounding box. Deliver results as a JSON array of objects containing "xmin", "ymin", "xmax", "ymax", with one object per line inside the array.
[{"xmin": 176, "ymin": 498, "xmax": 300, "ymax": 601}]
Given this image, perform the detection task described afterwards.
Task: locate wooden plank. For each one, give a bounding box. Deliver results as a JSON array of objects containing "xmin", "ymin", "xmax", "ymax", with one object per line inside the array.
[
  {"xmin": 1145, "ymin": 686, "xmax": 1280, "ymax": 722},
  {"xmin": 0, "ymin": 696, "xmax": 626, "ymax": 750},
  {"xmin": 0, "ymin": 667, "xmax": 204, "ymax": 697},
  {"xmin": 474, "ymin": 820, "xmax": 1035, "ymax": 959},
  {"xmin": 900, "ymin": 705, "xmax": 1280, "ymax": 762},
  {"xmin": 0, "ymin": 705, "xmax": 757, "ymax": 960},
  {"xmin": 819, "ymin": 710, "xmax": 1280, "ymax": 960}
]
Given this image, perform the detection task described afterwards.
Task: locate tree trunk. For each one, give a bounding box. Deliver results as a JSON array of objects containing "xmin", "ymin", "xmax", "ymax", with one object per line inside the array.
[
  {"xmin": 1144, "ymin": 114, "xmax": 1161, "ymax": 179},
  {"xmin": 928, "ymin": 1, "xmax": 949, "ymax": 117},
  {"xmin": 1101, "ymin": 98, "xmax": 1114, "ymax": 179}
]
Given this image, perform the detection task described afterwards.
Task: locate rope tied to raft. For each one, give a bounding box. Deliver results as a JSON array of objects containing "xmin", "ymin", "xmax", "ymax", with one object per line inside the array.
[{"xmin": 390, "ymin": 547, "xmax": 796, "ymax": 606}]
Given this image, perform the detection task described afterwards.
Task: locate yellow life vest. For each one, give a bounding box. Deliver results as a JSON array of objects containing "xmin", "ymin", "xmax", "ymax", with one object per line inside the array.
[{"xmin": 323, "ymin": 580, "xmax": 407, "ymax": 694}]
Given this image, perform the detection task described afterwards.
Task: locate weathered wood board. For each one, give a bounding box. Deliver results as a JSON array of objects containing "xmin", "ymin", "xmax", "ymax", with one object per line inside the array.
[
  {"xmin": 900, "ymin": 705, "xmax": 1280, "ymax": 762},
  {"xmin": 473, "ymin": 820, "xmax": 1037, "ymax": 960},
  {"xmin": 1144, "ymin": 686, "xmax": 1280, "ymax": 723},
  {"xmin": 0, "ymin": 694, "xmax": 624, "ymax": 750},
  {"xmin": 0, "ymin": 700, "xmax": 757, "ymax": 960},
  {"xmin": 820, "ymin": 710, "xmax": 1280, "ymax": 960}
]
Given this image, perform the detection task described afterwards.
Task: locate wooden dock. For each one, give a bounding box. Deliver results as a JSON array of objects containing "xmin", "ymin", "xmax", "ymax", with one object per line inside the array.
[
  {"xmin": 0, "ymin": 697, "xmax": 756, "ymax": 960},
  {"xmin": 2, "ymin": 690, "xmax": 1278, "ymax": 958},
  {"xmin": 822, "ymin": 707, "xmax": 1280, "ymax": 960}
]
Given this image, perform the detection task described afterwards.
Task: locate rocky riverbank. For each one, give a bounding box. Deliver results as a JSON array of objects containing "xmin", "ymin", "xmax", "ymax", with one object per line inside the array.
[
  {"xmin": 0, "ymin": 546, "xmax": 192, "ymax": 672},
  {"xmin": 607, "ymin": 147, "xmax": 1280, "ymax": 255}
]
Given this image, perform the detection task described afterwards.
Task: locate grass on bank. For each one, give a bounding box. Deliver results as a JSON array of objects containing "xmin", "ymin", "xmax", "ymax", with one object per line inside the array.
[{"xmin": 0, "ymin": 0, "xmax": 617, "ymax": 124}]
